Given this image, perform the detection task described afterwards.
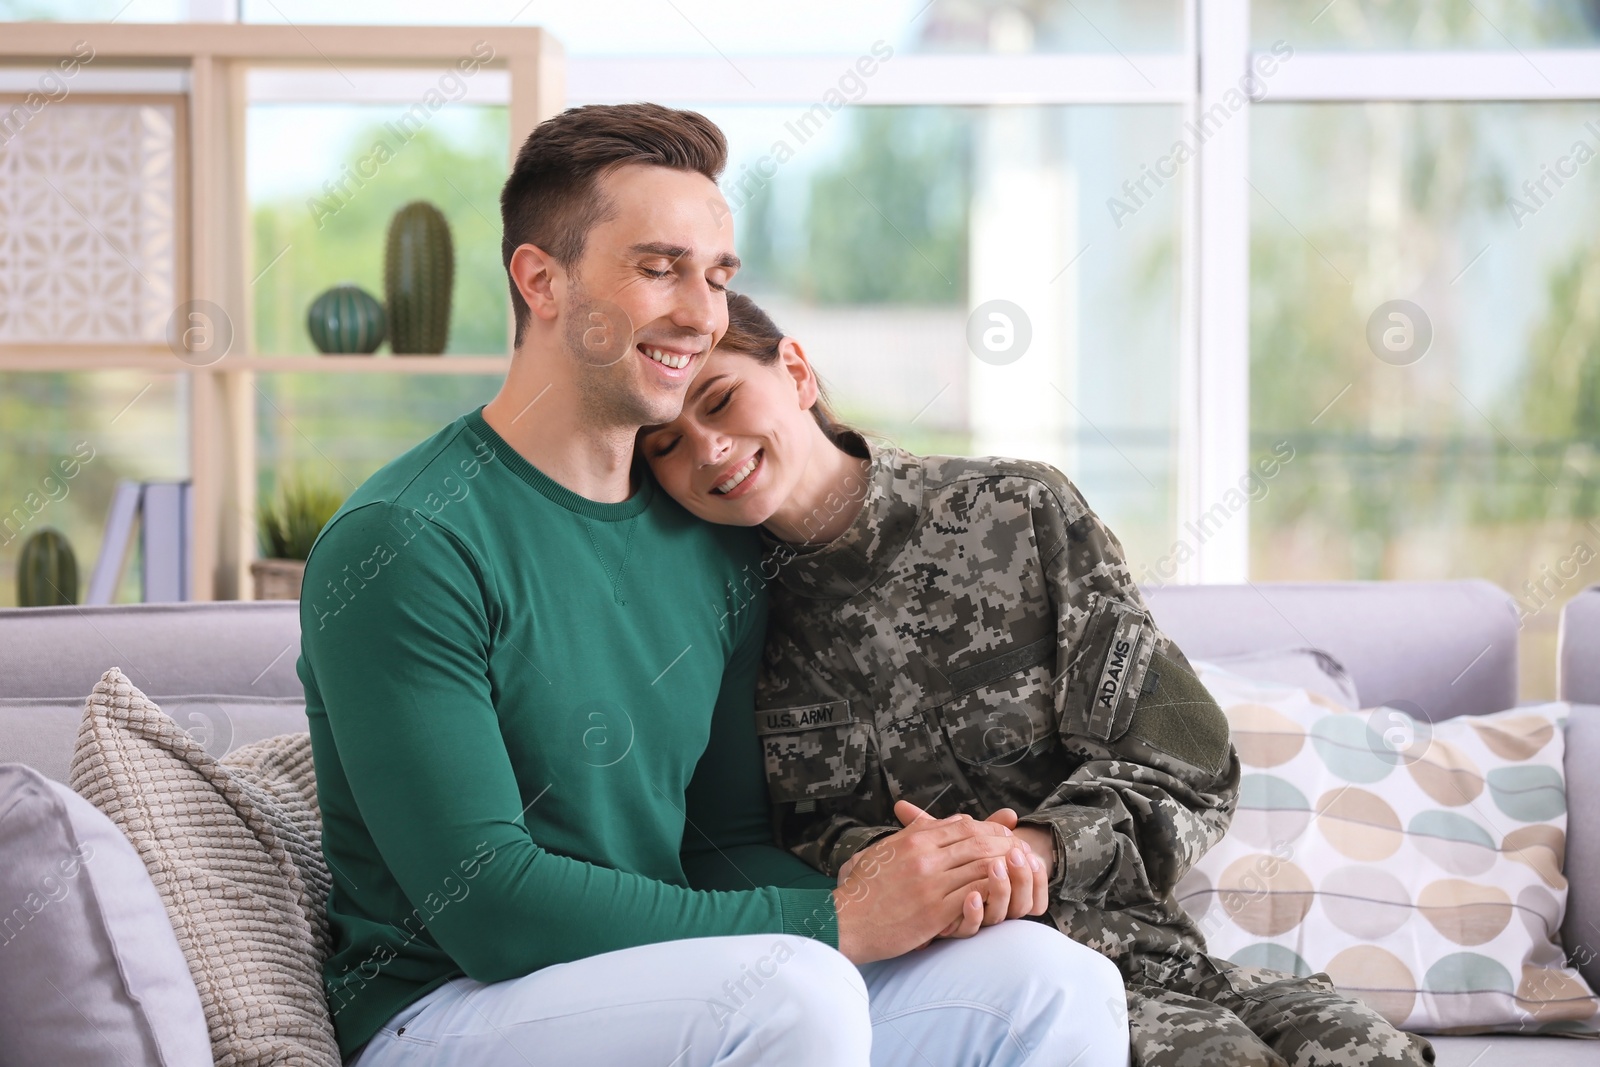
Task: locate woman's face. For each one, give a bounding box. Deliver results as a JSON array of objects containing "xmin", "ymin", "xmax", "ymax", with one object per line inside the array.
[{"xmin": 640, "ymin": 341, "xmax": 821, "ymax": 527}]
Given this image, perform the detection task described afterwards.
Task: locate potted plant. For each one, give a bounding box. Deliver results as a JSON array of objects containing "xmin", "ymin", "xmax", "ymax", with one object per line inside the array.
[{"xmin": 252, "ymin": 476, "xmax": 345, "ymax": 600}]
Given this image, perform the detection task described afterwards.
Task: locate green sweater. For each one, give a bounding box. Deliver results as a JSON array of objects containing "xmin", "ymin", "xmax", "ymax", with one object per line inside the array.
[{"xmin": 297, "ymin": 407, "xmax": 838, "ymax": 1061}]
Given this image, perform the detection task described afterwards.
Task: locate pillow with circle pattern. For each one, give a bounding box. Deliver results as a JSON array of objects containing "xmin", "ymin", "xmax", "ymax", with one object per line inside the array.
[{"xmin": 1177, "ymin": 661, "xmax": 1600, "ymax": 1036}]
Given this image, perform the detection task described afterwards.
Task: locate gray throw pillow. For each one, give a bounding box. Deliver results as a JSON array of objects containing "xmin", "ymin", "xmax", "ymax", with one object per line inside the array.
[{"xmin": 0, "ymin": 762, "xmax": 211, "ymax": 1067}]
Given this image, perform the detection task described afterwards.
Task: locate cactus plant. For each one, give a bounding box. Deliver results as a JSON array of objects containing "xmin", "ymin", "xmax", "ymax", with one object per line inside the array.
[
  {"xmin": 17, "ymin": 527, "xmax": 77, "ymax": 607},
  {"xmin": 308, "ymin": 284, "xmax": 386, "ymax": 354},
  {"xmin": 384, "ymin": 201, "xmax": 454, "ymax": 354}
]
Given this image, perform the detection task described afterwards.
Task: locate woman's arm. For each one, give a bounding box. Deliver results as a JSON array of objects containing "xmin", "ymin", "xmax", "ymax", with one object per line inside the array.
[{"xmin": 1020, "ymin": 474, "xmax": 1242, "ymax": 910}]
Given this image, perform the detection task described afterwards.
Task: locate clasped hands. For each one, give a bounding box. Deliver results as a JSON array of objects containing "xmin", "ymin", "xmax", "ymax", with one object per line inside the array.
[{"xmin": 831, "ymin": 800, "xmax": 1056, "ymax": 964}]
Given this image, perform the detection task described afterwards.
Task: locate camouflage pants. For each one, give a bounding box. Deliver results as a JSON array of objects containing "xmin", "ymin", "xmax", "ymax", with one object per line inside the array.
[{"xmin": 1126, "ymin": 959, "xmax": 1436, "ymax": 1067}]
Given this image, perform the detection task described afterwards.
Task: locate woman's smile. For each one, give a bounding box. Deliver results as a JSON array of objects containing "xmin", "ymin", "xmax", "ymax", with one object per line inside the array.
[{"xmin": 710, "ymin": 449, "xmax": 765, "ymax": 497}]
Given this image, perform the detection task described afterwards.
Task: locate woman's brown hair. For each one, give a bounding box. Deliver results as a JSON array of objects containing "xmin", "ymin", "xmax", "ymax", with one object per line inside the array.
[{"xmin": 719, "ymin": 292, "xmax": 854, "ymax": 446}]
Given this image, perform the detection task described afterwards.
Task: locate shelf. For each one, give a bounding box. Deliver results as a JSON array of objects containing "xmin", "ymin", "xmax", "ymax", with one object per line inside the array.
[
  {"xmin": 229, "ymin": 355, "xmax": 511, "ymax": 374},
  {"xmin": 1, "ymin": 22, "xmax": 561, "ymax": 601},
  {"xmin": 0, "ymin": 350, "xmax": 511, "ymax": 374}
]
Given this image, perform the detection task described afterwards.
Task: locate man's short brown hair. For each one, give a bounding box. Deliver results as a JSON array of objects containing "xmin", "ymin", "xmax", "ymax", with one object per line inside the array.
[{"xmin": 499, "ymin": 103, "xmax": 728, "ymax": 347}]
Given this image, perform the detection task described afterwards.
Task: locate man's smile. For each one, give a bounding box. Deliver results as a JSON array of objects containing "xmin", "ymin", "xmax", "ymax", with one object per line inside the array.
[{"xmin": 638, "ymin": 342, "xmax": 701, "ymax": 380}]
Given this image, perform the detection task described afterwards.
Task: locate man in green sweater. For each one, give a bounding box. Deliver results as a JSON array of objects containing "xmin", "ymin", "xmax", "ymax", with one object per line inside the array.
[{"xmin": 298, "ymin": 102, "xmax": 1128, "ymax": 1067}]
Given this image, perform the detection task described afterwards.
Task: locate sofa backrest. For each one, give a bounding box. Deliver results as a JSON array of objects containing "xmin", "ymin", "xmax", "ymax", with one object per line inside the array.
[
  {"xmin": 1143, "ymin": 579, "xmax": 1518, "ymax": 721},
  {"xmin": 3, "ymin": 582, "xmax": 1521, "ymax": 714},
  {"xmin": 0, "ymin": 601, "xmax": 303, "ymax": 699},
  {"xmin": 0, "ymin": 602, "xmax": 307, "ymax": 784},
  {"xmin": 3, "ymin": 586, "xmax": 1598, "ymax": 992}
]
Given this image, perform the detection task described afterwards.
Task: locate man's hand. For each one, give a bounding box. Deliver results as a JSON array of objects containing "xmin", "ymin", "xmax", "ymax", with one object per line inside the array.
[
  {"xmin": 831, "ymin": 804, "xmax": 1019, "ymax": 964},
  {"xmin": 889, "ymin": 803, "xmax": 1050, "ymax": 939}
]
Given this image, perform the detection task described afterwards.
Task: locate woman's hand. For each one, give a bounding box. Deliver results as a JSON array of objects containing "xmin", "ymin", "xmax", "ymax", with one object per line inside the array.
[{"xmin": 982, "ymin": 807, "xmax": 1053, "ymax": 919}]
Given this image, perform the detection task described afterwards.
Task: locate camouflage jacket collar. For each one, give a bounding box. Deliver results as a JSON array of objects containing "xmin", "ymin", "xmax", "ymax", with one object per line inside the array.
[{"xmin": 761, "ymin": 434, "xmax": 925, "ymax": 600}]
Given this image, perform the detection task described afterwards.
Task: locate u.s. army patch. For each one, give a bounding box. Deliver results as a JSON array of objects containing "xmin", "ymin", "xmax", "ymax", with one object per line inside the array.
[{"xmin": 755, "ymin": 701, "xmax": 853, "ymax": 736}]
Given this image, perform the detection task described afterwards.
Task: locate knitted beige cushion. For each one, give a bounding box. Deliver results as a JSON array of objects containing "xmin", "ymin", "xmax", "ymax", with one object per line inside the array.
[{"xmin": 69, "ymin": 668, "xmax": 338, "ymax": 1066}]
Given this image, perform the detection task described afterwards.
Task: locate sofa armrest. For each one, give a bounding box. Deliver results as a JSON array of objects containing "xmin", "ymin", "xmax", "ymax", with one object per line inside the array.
[
  {"xmin": 1562, "ymin": 703, "xmax": 1600, "ymax": 992},
  {"xmin": 1558, "ymin": 587, "xmax": 1600, "ymax": 704}
]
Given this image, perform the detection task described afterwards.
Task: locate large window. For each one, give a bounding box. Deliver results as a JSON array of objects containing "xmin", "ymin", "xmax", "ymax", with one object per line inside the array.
[
  {"xmin": 690, "ymin": 103, "xmax": 1184, "ymax": 570},
  {"xmin": 1254, "ymin": 0, "xmax": 1600, "ymax": 50},
  {"xmin": 248, "ymin": 102, "xmax": 509, "ymax": 499},
  {"xmin": 3, "ymin": 0, "xmax": 1597, "ymax": 698},
  {"xmin": 0, "ymin": 372, "xmax": 186, "ymax": 603},
  {"xmin": 1250, "ymin": 100, "xmax": 1600, "ymax": 691}
]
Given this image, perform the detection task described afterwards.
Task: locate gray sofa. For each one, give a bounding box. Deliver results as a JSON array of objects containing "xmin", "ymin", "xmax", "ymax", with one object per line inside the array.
[{"xmin": 2, "ymin": 580, "xmax": 1597, "ymax": 1065}]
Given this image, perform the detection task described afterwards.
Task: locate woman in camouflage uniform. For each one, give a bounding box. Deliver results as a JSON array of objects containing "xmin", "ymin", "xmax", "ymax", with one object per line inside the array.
[{"xmin": 641, "ymin": 293, "xmax": 1434, "ymax": 1067}]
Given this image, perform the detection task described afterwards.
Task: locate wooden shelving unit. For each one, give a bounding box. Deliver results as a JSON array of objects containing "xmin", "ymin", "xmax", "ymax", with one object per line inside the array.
[
  {"xmin": 0, "ymin": 23, "xmax": 562, "ymax": 600},
  {"xmin": 0, "ymin": 351, "xmax": 512, "ymax": 374}
]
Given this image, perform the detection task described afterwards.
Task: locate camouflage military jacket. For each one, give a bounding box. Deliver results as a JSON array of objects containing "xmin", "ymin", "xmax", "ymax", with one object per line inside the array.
[{"xmin": 755, "ymin": 435, "xmax": 1242, "ymax": 986}]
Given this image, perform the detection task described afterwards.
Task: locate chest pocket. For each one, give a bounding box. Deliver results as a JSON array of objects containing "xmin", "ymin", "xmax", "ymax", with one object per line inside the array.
[
  {"xmin": 933, "ymin": 636, "xmax": 1059, "ymax": 768},
  {"xmin": 1062, "ymin": 593, "xmax": 1157, "ymax": 743},
  {"xmin": 754, "ymin": 701, "xmax": 869, "ymax": 804}
]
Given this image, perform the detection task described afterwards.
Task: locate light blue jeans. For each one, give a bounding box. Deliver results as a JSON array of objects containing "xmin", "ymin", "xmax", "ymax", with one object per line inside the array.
[{"xmin": 347, "ymin": 919, "xmax": 1130, "ymax": 1067}]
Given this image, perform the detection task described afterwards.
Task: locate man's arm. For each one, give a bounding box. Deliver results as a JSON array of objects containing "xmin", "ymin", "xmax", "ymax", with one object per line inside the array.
[{"xmin": 304, "ymin": 501, "xmax": 838, "ymax": 984}]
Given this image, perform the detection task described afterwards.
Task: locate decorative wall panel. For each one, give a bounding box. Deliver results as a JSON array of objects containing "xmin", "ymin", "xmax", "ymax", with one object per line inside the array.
[{"xmin": 0, "ymin": 101, "xmax": 179, "ymax": 344}]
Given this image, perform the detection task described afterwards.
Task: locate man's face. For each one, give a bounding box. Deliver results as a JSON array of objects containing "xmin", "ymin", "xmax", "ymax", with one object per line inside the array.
[{"xmin": 560, "ymin": 164, "xmax": 738, "ymax": 428}]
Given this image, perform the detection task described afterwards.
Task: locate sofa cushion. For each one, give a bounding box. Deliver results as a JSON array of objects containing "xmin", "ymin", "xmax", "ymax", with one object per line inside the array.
[
  {"xmin": 1430, "ymin": 1035, "xmax": 1600, "ymax": 1064},
  {"xmin": 1179, "ymin": 661, "xmax": 1600, "ymax": 1035},
  {"xmin": 69, "ymin": 668, "xmax": 338, "ymax": 1066},
  {"xmin": 0, "ymin": 762, "xmax": 211, "ymax": 1067},
  {"xmin": 0, "ymin": 698, "xmax": 85, "ymax": 787},
  {"xmin": 0, "ymin": 694, "xmax": 309, "ymax": 785}
]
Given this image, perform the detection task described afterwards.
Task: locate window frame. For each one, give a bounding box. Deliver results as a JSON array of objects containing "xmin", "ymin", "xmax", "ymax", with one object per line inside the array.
[
  {"xmin": 12, "ymin": 1, "xmax": 1600, "ymax": 591},
  {"xmin": 219, "ymin": 4, "xmax": 1600, "ymax": 583}
]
